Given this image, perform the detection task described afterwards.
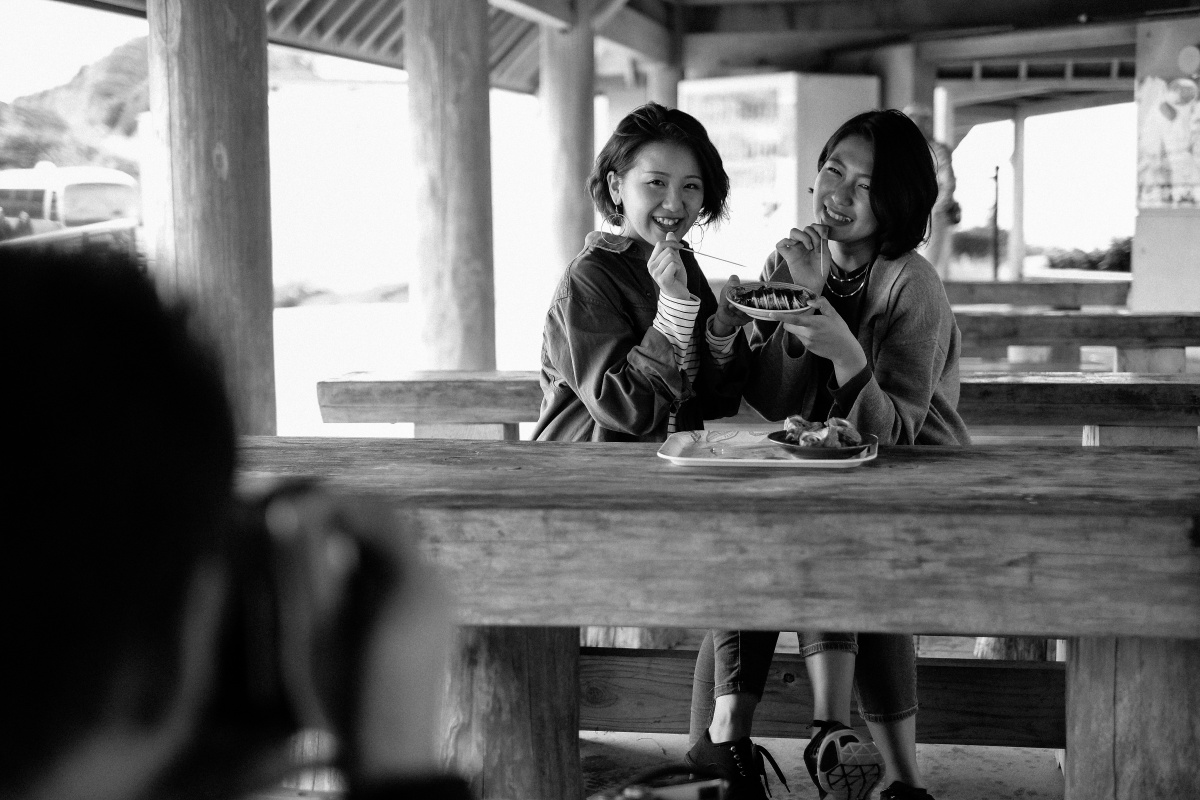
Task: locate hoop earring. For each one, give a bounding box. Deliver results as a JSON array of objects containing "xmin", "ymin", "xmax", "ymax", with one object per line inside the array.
[
  {"xmin": 690, "ymin": 222, "xmax": 707, "ymax": 252},
  {"xmin": 600, "ymin": 209, "xmax": 627, "ymax": 246}
]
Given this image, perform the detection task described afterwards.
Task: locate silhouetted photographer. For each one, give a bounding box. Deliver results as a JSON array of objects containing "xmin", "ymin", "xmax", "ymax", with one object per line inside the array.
[{"xmin": 2, "ymin": 248, "xmax": 470, "ymax": 800}]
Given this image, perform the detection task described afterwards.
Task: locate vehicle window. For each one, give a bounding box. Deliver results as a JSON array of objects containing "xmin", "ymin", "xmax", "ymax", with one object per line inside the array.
[
  {"xmin": 62, "ymin": 183, "xmax": 140, "ymax": 226},
  {"xmin": 0, "ymin": 189, "xmax": 47, "ymax": 219}
]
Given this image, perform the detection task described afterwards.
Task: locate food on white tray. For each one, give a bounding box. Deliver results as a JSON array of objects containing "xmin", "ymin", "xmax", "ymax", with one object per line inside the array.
[
  {"xmin": 729, "ymin": 282, "xmax": 815, "ymax": 312},
  {"xmin": 782, "ymin": 415, "xmax": 863, "ymax": 448}
]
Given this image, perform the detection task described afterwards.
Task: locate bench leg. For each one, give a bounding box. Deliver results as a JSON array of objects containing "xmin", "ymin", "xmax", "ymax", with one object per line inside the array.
[
  {"xmin": 1064, "ymin": 636, "xmax": 1200, "ymax": 798},
  {"xmin": 439, "ymin": 625, "xmax": 582, "ymax": 800}
]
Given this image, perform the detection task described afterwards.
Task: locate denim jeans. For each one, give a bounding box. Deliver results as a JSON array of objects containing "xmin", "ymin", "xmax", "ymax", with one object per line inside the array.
[{"xmin": 689, "ymin": 629, "xmax": 918, "ymax": 743}]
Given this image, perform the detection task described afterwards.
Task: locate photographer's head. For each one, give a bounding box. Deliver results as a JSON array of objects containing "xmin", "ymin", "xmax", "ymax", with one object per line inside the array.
[{"xmin": 2, "ymin": 247, "xmax": 237, "ymax": 800}]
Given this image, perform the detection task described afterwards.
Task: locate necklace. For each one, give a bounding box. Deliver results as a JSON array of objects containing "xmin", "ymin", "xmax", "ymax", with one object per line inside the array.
[{"xmin": 825, "ymin": 261, "xmax": 872, "ymax": 299}]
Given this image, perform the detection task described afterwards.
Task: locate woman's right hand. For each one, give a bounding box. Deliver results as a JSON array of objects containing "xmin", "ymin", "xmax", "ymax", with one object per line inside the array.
[
  {"xmin": 775, "ymin": 225, "xmax": 831, "ymax": 294},
  {"xmin": 648, "ymin": 232, "xmax": 692, "ymax": 300}
]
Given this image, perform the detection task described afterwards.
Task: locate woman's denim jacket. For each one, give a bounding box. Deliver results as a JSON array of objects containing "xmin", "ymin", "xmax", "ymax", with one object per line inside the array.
[{"xmin": 534, "ymin": 232, "xmax": 750, "ymax": 442}]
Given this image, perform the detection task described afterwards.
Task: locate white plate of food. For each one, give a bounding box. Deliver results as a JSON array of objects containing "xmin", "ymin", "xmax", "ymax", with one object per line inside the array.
[
  {"xmin": 727, "ymin": 281, "xmax": 816, "ymax": 321},
  {"xmin": 656, "ymin": 429, "xmax": 877, "ymax": 468}
]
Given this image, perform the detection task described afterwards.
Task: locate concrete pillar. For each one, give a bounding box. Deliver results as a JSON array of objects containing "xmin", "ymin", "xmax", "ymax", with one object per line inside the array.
[
  {"xmin": 541, "ymin": 2, "xmax": 596, "ymax": 275},
  {"xmin": 647, "ymin": 63, "xmax": 682, "ymax": 108},
  {"xmin": 1130, "ymin": 18, "xmax": 1200, "ymax": 313},
  {"xmin": 407, "ymin": 0, "xmax": 496, "ymax": 370},
  {"xmin": 145, "ymin": 0, "xmax": 275, "ymax": 435},
  {"xmin": 873, "ymin": 42, "xmax": 936, "ymax": 112},
  {"xmin": 1009, "ymin": 107, "xmax": 1027, "ymax": 280}
]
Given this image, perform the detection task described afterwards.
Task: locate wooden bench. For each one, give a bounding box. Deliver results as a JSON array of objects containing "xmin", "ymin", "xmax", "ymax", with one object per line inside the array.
[
  {"xmin": 240, "ymin": 436, "xmax": 1200, "ymax": 799},
  {"xmin": 955, "ymin": 309, "xmax": 1200, "ymax": 372},
  {"xmin": 942, "ymin": 279, "xmax": 1129, "ymax": 308},
  {"xmin": 317, "ymin": 369, "xmax": 1200, "ymax": 445}
]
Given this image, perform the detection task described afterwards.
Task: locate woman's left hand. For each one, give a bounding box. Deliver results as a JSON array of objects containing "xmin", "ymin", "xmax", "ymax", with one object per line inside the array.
[
  {"xmin": 711, "ymin": 275, "xmax": 753, "ymax": 336},
  {"xmin": 781, "ymin": 296, "xmax": 867, "ymax": 383}
]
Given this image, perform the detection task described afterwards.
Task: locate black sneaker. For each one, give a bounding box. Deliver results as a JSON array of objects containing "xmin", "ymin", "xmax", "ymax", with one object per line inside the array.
[
  {"xmin": 684, "ymin": 730, "xmax": 789, "ymax": 800},
  {"xmin": 802, "ymin": 720, "xmax": 884, "ymax": 800},
  {"xmin": 879, "ymin": 780, "xmax": 935, "ymax": 800}
]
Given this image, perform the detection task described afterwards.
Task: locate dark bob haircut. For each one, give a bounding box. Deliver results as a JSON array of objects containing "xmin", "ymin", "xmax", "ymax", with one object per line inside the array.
[
  {"xmin": 817, "ymin": 108, "xmax": 939, "ymax": 259},
  {"xmin": 587, "ymin": 102, "xmax": 730, "ymax": 227}
]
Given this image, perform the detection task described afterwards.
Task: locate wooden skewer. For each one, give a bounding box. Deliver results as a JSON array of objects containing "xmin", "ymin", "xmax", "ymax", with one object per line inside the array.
[{"xmin": 685, "ymin": 248, "xmax": 753, "ymax": 272}]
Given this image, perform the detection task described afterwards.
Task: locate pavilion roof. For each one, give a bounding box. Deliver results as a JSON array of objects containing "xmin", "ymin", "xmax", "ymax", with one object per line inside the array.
[{"xmin": 63, "ymin": 0, "xmax": 1198, "ymax": 123}]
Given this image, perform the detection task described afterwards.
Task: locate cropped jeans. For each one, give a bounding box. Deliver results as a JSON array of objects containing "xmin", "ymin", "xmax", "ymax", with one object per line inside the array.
[{"xmin": 689, "ymin": 629, "xmax": 918, "ymax": 743}]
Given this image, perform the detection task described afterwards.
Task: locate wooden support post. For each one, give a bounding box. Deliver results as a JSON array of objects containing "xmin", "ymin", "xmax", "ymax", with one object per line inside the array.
[
  {"xmin": 407, "ymin": 0, "xmax": 496, "ymax": 371},
  {"xmin": 1065, "ymin": 637, "xmax": 1200, "ymax": 798},
  {"xmin": 145, "ymin": 0, "xmax": 275, "ymax": 435},
  {"xmin": 540, "ymin": 1, "xmax": 596, "ymax": 277},
  {"xmin": 413, "ymin": 424, "xmax": 580, "ymax": 798},
  {"xmin": 441, "ymin": 626, "xmax": 581, "ymax": 800}
]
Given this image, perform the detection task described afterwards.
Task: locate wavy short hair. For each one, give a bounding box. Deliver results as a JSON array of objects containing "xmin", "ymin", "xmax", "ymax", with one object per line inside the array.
[
  {"xmin": 817, "ymin": 109, "xmax": 938, "ymax": 259},
  {"xmin": 587, "ymin": 102, "xmax": 730, "ymax": 227}
]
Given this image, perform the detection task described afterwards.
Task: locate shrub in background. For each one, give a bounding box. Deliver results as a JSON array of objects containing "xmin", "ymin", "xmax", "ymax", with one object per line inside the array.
[
  {"xmin": 1045, "ymin": 237, "xmax": 1131, "ymax": 272},
  {"xmin": 951, "ymin": 225, "xmax": 1008, "ymax": 260}
]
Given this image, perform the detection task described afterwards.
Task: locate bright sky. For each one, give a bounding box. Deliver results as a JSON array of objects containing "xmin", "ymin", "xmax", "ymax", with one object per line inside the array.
[{"xmin": 1, "ymin": 0, "xmax": 1137, "ymax": 251}]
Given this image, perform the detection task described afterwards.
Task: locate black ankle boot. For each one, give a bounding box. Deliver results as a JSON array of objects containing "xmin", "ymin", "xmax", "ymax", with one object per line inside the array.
[{"xmin": 684, "ymin": 730, "xmax": 788, "ymax": 800}]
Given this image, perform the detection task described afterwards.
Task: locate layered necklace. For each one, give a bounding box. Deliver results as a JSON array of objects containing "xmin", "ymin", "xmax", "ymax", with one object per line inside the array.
[{"xmin": 825, "ymin": 258, "xmax": 873, "ymax": 299}]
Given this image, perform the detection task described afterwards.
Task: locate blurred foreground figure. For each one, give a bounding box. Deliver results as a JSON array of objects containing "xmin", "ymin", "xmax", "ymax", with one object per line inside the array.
[{"xmin": 0, "ymin": 249, "xmax": 470, "ymax": 800}]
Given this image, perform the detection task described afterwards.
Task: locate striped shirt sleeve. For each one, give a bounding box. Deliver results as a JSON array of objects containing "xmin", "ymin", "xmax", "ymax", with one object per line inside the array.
[
  {"xmin": 705, "ymin": 316, "xmax": 739, "ymax": 367},
  {"xmin": 652, "ymin": 292, "xmax": 700, "ymax": 372}
]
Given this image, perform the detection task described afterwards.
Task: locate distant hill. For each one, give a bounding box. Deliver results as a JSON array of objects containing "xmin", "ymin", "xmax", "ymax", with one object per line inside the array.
[{"xmin": 0, "ymin": 37, "xmax": 320, "ymax": 175}]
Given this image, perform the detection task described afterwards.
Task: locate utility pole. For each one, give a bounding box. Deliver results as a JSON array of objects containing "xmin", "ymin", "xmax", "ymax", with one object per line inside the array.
[{"xmin": 991, "ymin": 165, "xmax": 1000, "ymax": 280}]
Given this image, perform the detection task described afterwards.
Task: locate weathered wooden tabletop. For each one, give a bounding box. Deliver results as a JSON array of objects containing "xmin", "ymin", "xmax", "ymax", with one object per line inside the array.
[{"xmin": 239, "ymin": 437, "xmax": 1200, "ymax": 639}]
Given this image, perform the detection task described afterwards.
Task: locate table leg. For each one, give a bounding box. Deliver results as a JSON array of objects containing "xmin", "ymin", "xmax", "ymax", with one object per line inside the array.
[
  {"xmin": 1065, "ymin": 636, "xmax": 1200, "ymax": 798},
  {"xmin": 439, "ymin": 625, "xmax": 582, "ymax": 800}
]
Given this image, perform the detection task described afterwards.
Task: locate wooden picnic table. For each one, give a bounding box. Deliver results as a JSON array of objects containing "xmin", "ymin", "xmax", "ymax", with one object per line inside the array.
[{"xmin": 241, "ymin": 436, "xmax": 1200, "ymax": 799}]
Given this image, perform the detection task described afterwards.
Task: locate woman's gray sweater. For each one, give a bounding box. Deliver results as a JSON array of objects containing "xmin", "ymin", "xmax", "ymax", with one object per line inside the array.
[{"xmin": 744, "ymin": 249, "xmax": 971, "ymax": 446}]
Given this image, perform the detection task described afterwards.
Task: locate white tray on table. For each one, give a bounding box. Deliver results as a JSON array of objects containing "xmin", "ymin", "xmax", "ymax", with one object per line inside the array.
[{"xmin": 657, "ymin": 429, "xmax": 878, "ymax": 469}]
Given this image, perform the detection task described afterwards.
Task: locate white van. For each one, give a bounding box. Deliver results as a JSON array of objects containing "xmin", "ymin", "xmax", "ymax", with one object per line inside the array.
[{"xmin": 0, "ymin": 163, "xmax": 140, "ymax": 233}]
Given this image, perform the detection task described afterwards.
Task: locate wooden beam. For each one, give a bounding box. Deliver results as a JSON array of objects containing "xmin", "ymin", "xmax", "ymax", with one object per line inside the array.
[
  {"xmin": 943, "ymin": 78, "xmax": 1132, "ymax": 107},
  {"xmin": 918, "ymin": 22, "xmax": 1138, "ymax": 62},
  {"xmin": 580, "ymin": 648, "xmax": 1067, "ymax": 749},
  {"xmin": 489, "ymin": 0, "xmax": 572, "ymax": 29},
  {"xmin": 145, "ymin": 0, "xmax": 276, "ymax": 435},
  {"xmin": 682, "ymin": 1, "xmax": 1190, "ymax": 35},
  {"xmin": 596, "ymin": 6, "xmax": 672, "ymax": 64}
]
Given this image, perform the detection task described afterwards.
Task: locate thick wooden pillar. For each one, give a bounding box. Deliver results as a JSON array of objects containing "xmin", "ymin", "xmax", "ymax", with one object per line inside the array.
[
  {"xmin": 407, "ymin": 0, "xmax": 496, "ymax": 371},
  {"xmin": 540, "ymin": 2, "xmax": 596, "ymax": 275},
  {"xmin": 145, "ymin": 0, "xmax": 275, "ymax": 435},
  {"xmin": 420, "ymin": 409, "xmax": 582, "ymax": 799},
  {"xmin": 1065, "ymin": 636, "xmax": 1200, "ymax": 798},
  {"xmin": 441, "ymin": 626, "xmax": 581, "ymax": 800}
]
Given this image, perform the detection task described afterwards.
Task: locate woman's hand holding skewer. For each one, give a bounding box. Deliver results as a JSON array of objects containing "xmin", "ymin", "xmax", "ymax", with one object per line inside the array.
[
  {"xmin": 776, "ymin": 224, "xmax": 831, "ymax": 295},
  {"xmin": 648, "ymin": 231, "xmax": 692, "ymax": 300}
]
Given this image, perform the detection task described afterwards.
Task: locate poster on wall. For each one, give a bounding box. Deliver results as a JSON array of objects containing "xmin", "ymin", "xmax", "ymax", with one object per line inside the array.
[{"xmin": 1137, "ymin": 45, "xmax": 1200, "ymax": 209}]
